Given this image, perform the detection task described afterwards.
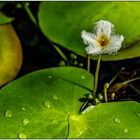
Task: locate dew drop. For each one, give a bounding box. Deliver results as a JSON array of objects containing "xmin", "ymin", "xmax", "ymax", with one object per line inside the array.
[
  {"xmin": 18, "ymin": 133, "xmax": 27, "ymax": 139},
  {"xmin": 22, "ymin": 119, "xmax": 30, "ymax": 126},
  {"xmin": 123, "ymin": 128, "xmax": 128, "ymax": 134},
  {"xmin": 43, "ymin": 101, "xmax": 51, "ymax": 108},
  {"xmin": 21, "ymin": 107, "xmax": 26, "ymax": 111},
  {"xmin": 53, "ymin": 95, "xmax": 58, "ymax": 100},
  {"xmin": 81, "ymin": 75, "xmax": 86, "ymax": 79},
  {"xmin": 48, "ymin": 75, "xmax": 52, "ymax": 79},
  {"xmin": 4, "ymin": 110, "xmax": 12, "ymax": 118},
  {"xmin": 114, "ymin": 118, "xmax": 121, "ymax": 123}
]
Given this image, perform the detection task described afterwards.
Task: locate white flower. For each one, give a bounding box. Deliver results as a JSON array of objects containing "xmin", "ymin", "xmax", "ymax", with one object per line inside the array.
[{"xmin": 81, "ymin": 20, "xmax": 124, "ymax": 55}]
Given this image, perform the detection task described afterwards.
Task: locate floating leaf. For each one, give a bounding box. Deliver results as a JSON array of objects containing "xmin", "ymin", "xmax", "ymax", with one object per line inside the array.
[
  {"xmin": 38, "ymin": 2, "xmax": 140, "ymax": 60},
  {"xmin": 0, "ymin": 67, "xmax": 140, "ymax": 138},
  {"xmin": 0, "ymin": 67, "xmax": 93, "ymax": 138},
  {"xmin": 68, "ymin": 101, "xmax": 140, "ymax": 138}
]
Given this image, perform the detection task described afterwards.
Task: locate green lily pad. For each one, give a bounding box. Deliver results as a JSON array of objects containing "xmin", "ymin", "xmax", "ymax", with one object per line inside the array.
[
  {"xmin": 68, "ymin": 101, "xmax": 140, "ymax": 138},
  {"xmin": 0, "ymin": 67, "xmax": 93, "ymax": 138},
  {"xmin": 38, "ymin": 2, "xmax": 140, "ymax": 61},
  {"xmin": 0, "ymin": 67, "xmax": 140, "ymax": 138}
]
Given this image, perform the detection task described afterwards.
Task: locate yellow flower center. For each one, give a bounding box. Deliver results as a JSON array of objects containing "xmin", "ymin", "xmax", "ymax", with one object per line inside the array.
[{"xmin": 97, "ymin": 35, "xmax": 110, "ymax": 48}]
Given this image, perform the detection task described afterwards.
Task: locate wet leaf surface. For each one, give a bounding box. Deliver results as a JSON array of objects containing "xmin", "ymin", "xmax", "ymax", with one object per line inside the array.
[{"xmin": 0, "ymin": 67, "xmax": 140, "ymax": 138}]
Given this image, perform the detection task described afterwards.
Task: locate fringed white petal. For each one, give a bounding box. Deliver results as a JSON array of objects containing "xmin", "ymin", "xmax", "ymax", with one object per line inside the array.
[
  {"xmin": 81, "ymin": 30, "xmax": 102, "ymax": 55},
  {"xmin": 81, "ymin": 20, "xmax": 124, "ymax": 55},
  {"xmin": 95, "ymin": 20, "xmax": 114, "ymax": 38},
  {"xmin": 86, "ymin": 44, "xmax": 102, "ymax": 55},
  {"xmin": 81, "ymin": 30, "xmax": 96, "ymax": 45},
  {"xmin": 104, "ymin": 35, "xmax": 124, "ymax": 54}
]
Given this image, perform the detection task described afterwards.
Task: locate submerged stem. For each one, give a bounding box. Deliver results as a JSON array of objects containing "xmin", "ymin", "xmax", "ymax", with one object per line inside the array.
[
  {"xmin": 109, "ymin": 67, "xmax": 125, "ymax": 85},
  {"xmin": 52, "ymin": 44, "xmax": 68, "ymax": 62},
  {"xmin": 93, "ymin": 55, "xmax": 101, "ymax": 97},
  {"xmin": 23, "ymin": 2, "xmax": 37, "ymax": 27},
  {"xmin": 123, "ymin": 77, "xmax": 140, "ymax": 85}
]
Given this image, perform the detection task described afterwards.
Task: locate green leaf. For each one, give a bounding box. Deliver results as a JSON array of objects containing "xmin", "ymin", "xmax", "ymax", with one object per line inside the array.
[
  {"xmin": 38, "ymin": 2, "xmax": 140, "ymax": 61},
  {"xmin": 0, "ymin": 67, "xmax": 93, "ymax": 138},
  {"xmin": 0, "ymin": 15, "xmax": 14, "ymax": 24},
  {"xmin": 68, "ymin": 101, "xmax": 140, "ymax": 138},
  {"xmin": 0, "ymin": 67, "xmax": 140, "ymax": 138}
]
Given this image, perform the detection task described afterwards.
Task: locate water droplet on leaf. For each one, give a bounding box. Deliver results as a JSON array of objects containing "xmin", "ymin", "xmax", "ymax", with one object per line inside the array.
[
  {"xmin": 123, "ymin": 128, "xmax": 128, "ymax": 134},
  {"xmin": 53, "ymin": 95, "xmax": 58, "ymax": 100},
  {"xmin": 43, "ymin": 101, "xmax": 51, "ymax": 108},
  {"xmin": 18, "ymin": 133, "xmax": 27, "ymax": 139},
  {"xmin": 21, "ymin": 107, "xmax": 26, "ymax": 111},
  {"xmin": 4, "ymin": 110, "xmax": 12, "ymax": 118},
  {"xmin": 48, "ymin": 75, "xmax": 52, "ymax": 79},
  {"xmin": 81, "ymin": 75, "xmax": 85, "ymax": 79},
  {"xmin": 22, "ymin": 119, "xmax": 30, "ymax": 126},
  {"xmin": 114, "ymin": 118, "xmax": 121, "ymax": 123}
]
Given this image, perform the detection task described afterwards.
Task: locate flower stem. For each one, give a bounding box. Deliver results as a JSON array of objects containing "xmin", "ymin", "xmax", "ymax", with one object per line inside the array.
[
  {"xmin": 93, "ymin": 55, "xmax": 101, "ymax": 97},
  {"xmin": 87, "ymin": 54, "xmax": 90, "ymax": 72}
]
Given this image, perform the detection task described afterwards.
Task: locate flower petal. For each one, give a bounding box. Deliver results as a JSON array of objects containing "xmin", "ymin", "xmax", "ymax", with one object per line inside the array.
[
  {"xmin": 85, "ymin": 44, "xmax": 102, "ymax": 55},
  {"xmin": 81, "ymin": 30, "xmax": 96, "ymax": 45},
  {"xmin": 103, "ymin": 35, "xmax": 124, "ymax": 54},
  {"xmin": 95, "ymin": 20, "xmax": 114, "ymax": 38},
  {"xmin": 81, "ymin": 20, "xmax": 124, "ymax": 55},
  {"xmin": 81, "ymin": 30, "xmax": 102, "ymax": 55}
]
